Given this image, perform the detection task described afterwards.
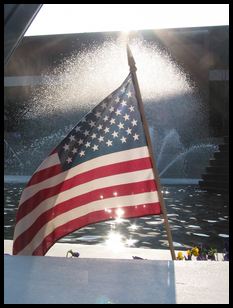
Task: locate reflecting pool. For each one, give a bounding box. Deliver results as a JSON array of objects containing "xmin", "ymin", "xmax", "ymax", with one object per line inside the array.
[{"xmin": 4, "ymin": 183, "xmax": 229, "ymax": 251}]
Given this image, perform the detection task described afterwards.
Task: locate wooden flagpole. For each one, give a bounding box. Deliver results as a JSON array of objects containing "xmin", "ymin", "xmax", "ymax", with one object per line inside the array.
[{"xmin": 127, "ymin": 44, "xmax": 176, "ymax": 260}]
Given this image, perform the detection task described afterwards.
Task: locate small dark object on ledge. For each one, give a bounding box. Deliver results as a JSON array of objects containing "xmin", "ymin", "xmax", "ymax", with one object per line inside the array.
[
  {"xmin": 132, "ymin": 256, "xmax": 145, "ymax": 260},
  {"xmin": 66, "ymin": 250, "xmax": 80, "ymax": 258}
]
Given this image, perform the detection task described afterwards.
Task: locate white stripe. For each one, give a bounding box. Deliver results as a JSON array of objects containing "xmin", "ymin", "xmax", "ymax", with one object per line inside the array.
[
  {"xmin": 17, "ymin": 191, "xmax": 159, "ymax": 255},
  {"xmin": 14, "ymin": 168, "xmax": 155, "ymax": 240},
  {"xmin": 19, "ymin": 146, "xmax": 150, "ymax": 205},
  {"xmin": 36, "ymin": 153, "xmax": 60, "ymax": 172}
]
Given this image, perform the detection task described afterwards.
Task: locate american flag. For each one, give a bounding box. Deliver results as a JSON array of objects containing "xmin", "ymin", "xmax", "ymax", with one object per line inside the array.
[{"xmin": 13, "ymin": 73, "xmax": 161, "ymax": 256}]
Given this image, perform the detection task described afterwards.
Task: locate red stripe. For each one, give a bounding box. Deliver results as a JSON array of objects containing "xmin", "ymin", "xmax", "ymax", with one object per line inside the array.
[
  {"xmin": 13, "ymin": 180, "xmax": 157, "ymax": 254},
  {"xmin": 33, "ymin": 202, "xmax": 161, "ymax": 256},
  {"xmin": 27, "ymin": 164, "xmax": 62, "ymax": 186},
  {"xmin": 16, "ymin": 157, "xmax": 154, "ymax": 221}
]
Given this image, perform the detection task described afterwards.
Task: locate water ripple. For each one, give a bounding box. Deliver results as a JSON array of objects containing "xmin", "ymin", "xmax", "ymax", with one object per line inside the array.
[{"xmin": 4, "ymin": 183, "xmax": 229, "ymax": 251}]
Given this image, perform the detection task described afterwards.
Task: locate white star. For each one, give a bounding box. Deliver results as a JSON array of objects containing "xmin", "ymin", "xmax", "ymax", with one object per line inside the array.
[
  {"xmin": 89, "ymin": 120, "xmax": 96, "ymax": 128},
  {"xmin": 131, "ymin": 119, "xmax": 137, "ymax": 126},
  {"xmin": 72, "ymin": 147, "xmax": 78, "ymax": 154},
  {"xmin": 103, "ymin": 115, "xmax": 109, "ymax": 122},
  {"xmin": 106, "ymin": 140, "xmax": 113, "ymax": 147},
  {"xmin": 112, "ymin": 131, "xmax": 118, "ymax": 138},
  {"xmin": 97, "ymin": 124, "xmax": 103, "ymax": 131},
  {"xmin": 81, "ymin": 117, "xmax": 86, "ymax": 123},
  {"xmin": 79, "ymin": 150, "xmax": 85, "ymax": 157},
  {"xmin": 75, "ymin": 126, "xmax": 82, "ymax": 132},
  {"xmin": 66, "ymin": 157, "xmax": 72, "ymax": 163},
  {"xmin": 98, "ymin": 136, "xmax": 104, "ymax": 142},
  {"xmin": 92, "ymin": 144, "xmax": 99, "ymax": 151},
  {"xmin": 110, "ymin": 118, "xmax": 116, "ymax": 125},
  {"xmin": 133, "ymin": 133, "xmax": 139, "ymax": 141},
  {"xmin": 109, "ymin": 106, "xmax": 114, "ymax": 112},
  {"xmin": 63, "ymin": 144, "xmax": 69, "ymax": 151},
  {"xmin": 83, "ymin": 130, "xmax": 90, "ymax": 136},
  {"xmin": 95, "ymin": 111, "xmax": 101, "ymax": 118},
  {"xmin": 91, "ymin": 133, "xmax": 97, "ymax": 139},
  {"xmin": 127, "ymin": 91, "xmax": 132, "ymax": 98},
  {"xmin": 126, "ymin": 128, "xmax": 132, "ymax": 135},
  {"xmin": 123, "ymin": 114, "xmax": 130, "ymax": 121},
  {"xmin": 115, "ymin": 109, "xmax": 121, "ymax": 116},
  {"xmin": 120, "ymin": 136, "xmax": 127, "ymax": 143},
  {"xmin": 85, "ymin": 141, "xmax": 91, "ymax": 148},
  {"xmin": 118, "ymin": 122, "xmax": 124, "ymax": 129},
  {"xmin": 104, "ymin": 127, "xmax": 110, "ymax": 133},
  {"xmin": 129, "ymin": 106, "xmax": 135, "ymax": 112},
  {"xmin": 78, "ymin": 139, "xmax": 84, "ymax": 145},
  {"xmin": 121, "ymin": 87, "xmax": 126, "ymax": 93},
  {"xmin": 121, "ymin": 100, "xmax": 127, "ymax": 106},
  {"xmin": 101, "ymin": 102, "xmax": 107, "ymax": 109},
  {"xmin": 69, "ymin": 135, "xmax": 75, "ymax": 141},
  {"xmin": 115, "ymin": 96, "xmax": 120, "ymax": 103}
]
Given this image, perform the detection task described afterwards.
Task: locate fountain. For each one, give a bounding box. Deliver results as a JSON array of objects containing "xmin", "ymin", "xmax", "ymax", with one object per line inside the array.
[
  {"xmin": 158, "ymin": 142, "xmax": 218, "ymax": 178},
  {"xmin": 4, "ymin": 37, "xmax": 216, "ymax": 182},
  {"xmin": 4, "ymin": 139, "xmax": 24, "ymax": 174}
]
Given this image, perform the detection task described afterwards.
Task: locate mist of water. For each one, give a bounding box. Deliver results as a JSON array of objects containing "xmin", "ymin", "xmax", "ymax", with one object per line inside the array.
[
  {"xmin": 5, "ymin": 36, "xmax": 211, "ymax": 178},
  {"xmin": 27, "ymin": 38, "xmax": 196, "ymax": 118}
]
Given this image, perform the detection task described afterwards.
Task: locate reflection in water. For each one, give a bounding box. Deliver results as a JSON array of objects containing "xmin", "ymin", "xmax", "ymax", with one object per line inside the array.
[
  {"xmin": 128, "ymin": 224, "xmax": 138, "ymax": 231},
  {"xmin": 4, "ymin": 184, "xmax": 229, "ymax": 251},
  {"xmin": 105, "ymin": 232, "xmax": 124, "ymax": 251}
]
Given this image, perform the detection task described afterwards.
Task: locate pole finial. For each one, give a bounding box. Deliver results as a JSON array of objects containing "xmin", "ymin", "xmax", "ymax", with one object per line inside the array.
[{"xmin": 127, "ymin": 44, "xmax": 136, "ymax": 72}]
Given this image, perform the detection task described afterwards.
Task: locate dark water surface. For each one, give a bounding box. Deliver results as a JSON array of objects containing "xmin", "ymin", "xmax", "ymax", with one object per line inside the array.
[{"xmin": 4, "ymin": 183, "xmax": 229, "ymax": 251}]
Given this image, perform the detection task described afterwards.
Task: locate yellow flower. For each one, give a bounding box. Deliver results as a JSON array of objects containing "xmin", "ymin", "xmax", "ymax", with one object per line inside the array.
[
  {"xmin": 177, "ymin": 251, "xmax": 184, "ymax": 260},
  {"xmin": 187, "ymin": 249, "xmax": 191, "ymax": 256},
  {"xmin": 191, "ymin": 247, "xmax": 199, "ymax": 256}
]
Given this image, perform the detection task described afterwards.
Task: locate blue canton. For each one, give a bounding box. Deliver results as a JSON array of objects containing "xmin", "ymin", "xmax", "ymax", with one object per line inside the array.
[{"xmin": 57, "ymin": 74, "xmax": 147, "ymax": 171}]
